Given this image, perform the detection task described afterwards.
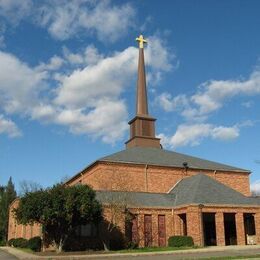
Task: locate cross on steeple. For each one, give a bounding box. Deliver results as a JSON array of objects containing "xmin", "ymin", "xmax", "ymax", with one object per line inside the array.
[{"xmin": 136, "ymin": 35, "xmax": 147, "ymax": 49}]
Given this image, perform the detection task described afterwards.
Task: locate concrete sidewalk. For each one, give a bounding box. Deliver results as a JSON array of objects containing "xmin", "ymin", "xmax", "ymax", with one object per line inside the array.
[{"xmin": 1, "ymin": 245, "xmax": 260, "ymax": 259}]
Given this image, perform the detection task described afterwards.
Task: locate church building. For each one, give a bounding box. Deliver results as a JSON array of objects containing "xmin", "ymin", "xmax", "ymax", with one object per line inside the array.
[{"xmin": 8, "ymin": 35, "xmax": 260, "ymax": 249}]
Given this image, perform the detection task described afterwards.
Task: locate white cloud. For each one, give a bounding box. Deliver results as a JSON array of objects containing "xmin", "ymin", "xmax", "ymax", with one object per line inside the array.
[
  {"xmin": 242, "ymin": 100, "xmax": 254, "ymax": 108},
  {"xmin": 0, "ymin": 35, "xmax": 4, "ymax": 48},
  {"xmin": 159, "ymin": 68, "xmax": 260, "ymax": 121},
  {"xmin": 63, "ymin": 45, "xmax": 104, "ymax": 66},
  {"xmin": 251, "ymin": 180, "xmax": 260, "ymax": 195},
  {"xmin": 55, "ymin": 46, "xmax": 137, "ymax": 109},
  {"xmin": 157, "ymin": 92, "xmax": 188, "ymax": 112},
  {"xmin": 0, "ymin": 114, "xmax": 21, "ymax": 137},
  {"xmin": 211, "ymin": 126, "xmax": 239, "ymax": 140},
  {"xmin": 0, "ymin": 1, "xmax": 136, "ymax": 43},
  {"xmin": 0, "ymin": 0, "xmax": 32, "ymax": 25},
  {"xmin": 35, "ymin": 0, "xmax": 135, "ymax": 42},
  {"xmin": 55, "ymin": 99, "xmax": 128, "ymax": 143},
  {"xmin": 156, "ymin": 67, "xmax": 260, "ymax": 148},
  {"xmin": 36, "ymin": 55, "xmax": 64, "ymax": 71},
  {"xmin": 160, "ymin": 123, "xmax": 240, "ymax": 149},
  {"xmin": 0, "ymin": 51, "xmax": 47, "ymax": 114}
]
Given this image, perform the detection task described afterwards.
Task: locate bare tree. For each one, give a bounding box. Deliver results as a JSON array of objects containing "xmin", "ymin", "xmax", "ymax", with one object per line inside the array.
[{"xmin": 19, "ymin": 180, "xmax": 42, "ymax": 196}]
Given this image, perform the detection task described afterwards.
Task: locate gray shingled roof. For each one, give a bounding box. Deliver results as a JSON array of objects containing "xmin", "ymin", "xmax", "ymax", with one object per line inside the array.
[
  {"xmin": 96, "ymin": 191, "xmax": 174, "ymax": 208},
  {"xmin": 170, "ymin": 174, "xmax": 258, "ymax": 206},
  {"xmin": 100, "ymin": 147, "xmax": 249, "ymax": 173},
  {"xmin": 96, "ymin": 174, "xmax": 259, "ymax": 208}
]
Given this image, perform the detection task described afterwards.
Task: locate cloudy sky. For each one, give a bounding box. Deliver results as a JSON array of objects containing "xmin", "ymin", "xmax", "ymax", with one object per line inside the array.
[{"xmin": 0, "ymin": 0, "xmax": 260, "ymax": 193}]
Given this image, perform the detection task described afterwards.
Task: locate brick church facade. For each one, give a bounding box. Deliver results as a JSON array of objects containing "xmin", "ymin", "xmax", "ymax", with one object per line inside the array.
[{"xmin": 8, "ymin": 35, "xmax": 260, "ymax": 248}]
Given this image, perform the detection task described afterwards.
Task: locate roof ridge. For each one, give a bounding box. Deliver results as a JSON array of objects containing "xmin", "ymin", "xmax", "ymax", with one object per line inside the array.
[
  {"xmin": 167, "ymin": 179, "xmax": 183, "ymax": 193},
  {"xmin": 189, "ymin": 173, "xmax": 205, "ymax": 201}
]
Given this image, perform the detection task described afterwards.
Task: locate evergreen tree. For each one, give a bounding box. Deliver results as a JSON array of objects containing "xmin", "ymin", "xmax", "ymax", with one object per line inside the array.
[{"xmin": 0, "ymin": 177, "xmax": 17, "ymax": 241}]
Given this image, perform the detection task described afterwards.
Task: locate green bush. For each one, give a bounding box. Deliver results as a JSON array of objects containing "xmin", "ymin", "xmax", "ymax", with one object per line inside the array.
[
  {"xmin": 7, "ymin": 238, "xmax": 16, "ymax": 246},
  {"xmin": 125, "ymin": 241, "xmax": 138, "ymax": 249},
  {"xmin": 12, "ymin": 238, "xmax": 28, "ymax": 248},
  {"xmin": 0, "ymin": 240, "xmax": 6, "ymax": 246},
  {"xmin": 168, "ymin": 236, "xmax": 194, "ymax": 247},
  {"xmin": 27, "ymin": 236, "xmax": 42, "ymax": 252}
]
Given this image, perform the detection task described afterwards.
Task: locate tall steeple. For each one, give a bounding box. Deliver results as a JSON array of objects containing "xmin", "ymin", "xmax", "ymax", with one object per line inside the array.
[
  {"xmin": 125, "ymin": 35, "xmax": 161, "ymax": 149},
  {"xmin": 136, "ymin": 35, "xmax": 148, "ymax": 115}
]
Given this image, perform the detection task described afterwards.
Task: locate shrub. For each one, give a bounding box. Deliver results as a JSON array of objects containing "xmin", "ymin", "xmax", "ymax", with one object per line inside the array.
[
  {"xmin": 125, "ymin": 241, "xmax": 138, "ymax": 249},
  {"xmin": 27, "ymin": 236, "xmax": 42, "ymax": 252},
  {"xmin": 12, "ymin": 238, "xmax": 28, "ymax": 248},
  {"xmin": 8, "ymin": 238, "xmax": 16, "ymax": 247},
  {"xmin": 168, "ymin": 236, "xmax": 194, "ymax": 247},
  {"xmin": 0, "ymin": 240, "xmax": 6, "ymax": 246}
]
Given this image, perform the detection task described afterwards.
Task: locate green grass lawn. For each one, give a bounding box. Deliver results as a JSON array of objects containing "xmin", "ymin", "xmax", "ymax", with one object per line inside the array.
[
  {"xmin": 203, "ymin": 256, "xmax": 260, "ymax": 260},
  {"xmin": 115, "ymin": 246, "xmax": 197, "ymax": 253},
  {"xmin": 15, "ymin": 247, "xmax": 34, "ymax": 254},
  {"xmin": 35, "ymin": 246, "xmax": 198, "ymax": 256}
]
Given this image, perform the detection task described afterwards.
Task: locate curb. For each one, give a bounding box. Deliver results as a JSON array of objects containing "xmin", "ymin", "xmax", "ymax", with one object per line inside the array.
[{"xmin": 1, "ymin": 245, "xmax": 260, "ymax": 259}]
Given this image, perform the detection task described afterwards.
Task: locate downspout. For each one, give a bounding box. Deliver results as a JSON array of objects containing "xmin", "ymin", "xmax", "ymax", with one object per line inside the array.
[{"xmin": 145, "ymin": 164, "xmax": 148, "ymax": 192}]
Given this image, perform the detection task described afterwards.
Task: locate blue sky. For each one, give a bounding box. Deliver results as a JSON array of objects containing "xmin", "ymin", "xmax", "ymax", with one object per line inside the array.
[{"xmin": 0, "ymin": 0, "xmax": 260, "ymax": 193}]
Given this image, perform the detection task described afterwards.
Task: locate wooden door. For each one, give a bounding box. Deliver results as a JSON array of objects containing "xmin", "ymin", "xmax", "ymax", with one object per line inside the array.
[
  {"xmin": 158, "ymin": 215, "xmax": 166, "ymax": 246},
  {"xmin": 144, "ymin": 215, "xmax": 152, "ymax": 247}
]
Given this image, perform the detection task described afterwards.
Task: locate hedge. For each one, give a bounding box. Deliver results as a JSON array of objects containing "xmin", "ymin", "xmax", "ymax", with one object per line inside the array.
[
  {"xmin": 12, "ymin": 238, "xmax": 28, "ymax": 248},
  {"xmin": 168, "ymin": 236, "xmax": 194, "ymax": 247},
  {"xmin": 0, "ymin": 240, "xmax": 6, "ymax": 246},
  {"xmin": 27, "ymin": 236, "xmax": 42, "ymax": 252},
  {"xmin": 7, "ymin": 238, "xmax": 16, "ymax": 246},
  {"xmin": 8, "ymin": 237, "xmax": 42, "ymax": 251}
]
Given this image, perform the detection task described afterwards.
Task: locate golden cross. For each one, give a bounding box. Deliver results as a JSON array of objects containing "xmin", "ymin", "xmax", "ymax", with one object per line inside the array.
[{"xmin": 136, "ymin": 34, "xmax": 147, "ymax": 49}]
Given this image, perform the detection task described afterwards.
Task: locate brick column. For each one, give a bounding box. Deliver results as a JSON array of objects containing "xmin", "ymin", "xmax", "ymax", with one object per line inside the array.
[
  {"xmin": 152, "ymin": 214, "xmax": 158, "ymax": 246},
  {"xmin": 235, "ymin": 212, "xmax": 246, "ymax": 245},
  {"xmin": 187, "ymin": 206, "xmax": 203, "ymax": 246},
  {"xmin": 215, "ymin": 212, "xmax": 225, "ymax": 246},
  {"xmin": 138, "ymin": 214, "xmax": 145, "ymax": 247},
  {"xmin": 173, "ymin": 213, "xmax": 181, "ymax": 236},
  {"xmin": 254, "ymin": 212, "xmax": 260, "ymax": 244}
]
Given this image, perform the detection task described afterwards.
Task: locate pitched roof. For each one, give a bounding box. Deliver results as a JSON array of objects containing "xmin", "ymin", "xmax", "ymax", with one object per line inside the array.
[
  {"xmin": 100, "ymin": 147, "xmax": 249, "ymax": 173},
  {"xmin": 170, "ymin": 174, "xmax": 257, "ymax": 206},
  {"xmin": 96, "ymin": 190, "xmax": 174, "ymax": 208},
  {"xmin": 96, "ymin": 174, "xmax": 259, "ymax": 208}
]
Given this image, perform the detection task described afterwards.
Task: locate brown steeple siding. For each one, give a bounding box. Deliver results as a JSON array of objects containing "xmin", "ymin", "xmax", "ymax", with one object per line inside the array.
[
  {"xmin": 136, "ymin": 47, "xmax": 149, "ymax": 115},
  {"xmin": 126, "ymin": 35, "xmax": 161, "ymax": 148}
]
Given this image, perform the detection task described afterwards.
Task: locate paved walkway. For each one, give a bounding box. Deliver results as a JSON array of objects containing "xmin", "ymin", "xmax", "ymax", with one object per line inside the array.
[
  {"xmin": 0, "ymin": 248, "xmax": 18, "ymax": 259},
  {"xmin": 1, "ymin": 245, "xmax": 260, "ymax": 259}
]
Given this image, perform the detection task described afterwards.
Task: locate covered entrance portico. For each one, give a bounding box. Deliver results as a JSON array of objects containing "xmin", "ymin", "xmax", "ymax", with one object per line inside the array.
[{"xmin": 175, "ymin": 205, "xmax": 260, "ymax": 247}]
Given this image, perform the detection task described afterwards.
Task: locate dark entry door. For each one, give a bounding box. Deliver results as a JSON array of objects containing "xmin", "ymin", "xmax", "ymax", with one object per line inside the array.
[
  {"xmin": 158, "ymin": 215, "xmax": 166, "ymax": 246},
  {"xmin": 203, "ymin": 213, "xmax": 216, "ymax": 246},
  {"xmin": 144, "ymin": 215, "xmax": 152, "ymax": 247},
  {"xmin": 132, "ymin": 216, "xmax": 139, "ymax": 243},
  {"xmin": 224, "ymin": 213, "xmax": 237, "ymax": 245}
]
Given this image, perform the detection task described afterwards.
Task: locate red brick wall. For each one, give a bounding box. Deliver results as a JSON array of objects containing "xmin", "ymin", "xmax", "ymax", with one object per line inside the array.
[
  {"xmin": 68, "ymin": 162, "xmax": 251, "ymax": 196},
  {"xmin": 8, "ymin": 199, "xmax": 42, "ymax": 241},
  {"xmin": 8, "ymin": 198, "xmax": 260, "ymax": 248}
]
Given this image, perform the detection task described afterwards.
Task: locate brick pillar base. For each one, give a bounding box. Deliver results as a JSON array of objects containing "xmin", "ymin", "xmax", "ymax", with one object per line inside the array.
[
  {"xmin": 187, "ymin": 206, "xmax": 203, "ymax": 246},
  {"xmin": 215, "ymin": 212, "xmax": 225, "ymax": 246},
  {"xmin": 236, "ymin": 212, "xmax": 246, "ymax": 245},
  {"xmin": 255, "ymin": 212, "xmax": 260, "ymax": 244},
  {"xmin": 174, "ymin": 213, "xmax": 181, "ymax": 236}
]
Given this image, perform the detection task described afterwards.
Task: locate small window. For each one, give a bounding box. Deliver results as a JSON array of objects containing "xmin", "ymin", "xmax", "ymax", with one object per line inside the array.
[
  {"xmin": 77, "ymin": 223, "xmax": 98, "ymax": 237},
  {"xmin": 81, "ymin": 224, "xmax": 91, "ymax": 236}
]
